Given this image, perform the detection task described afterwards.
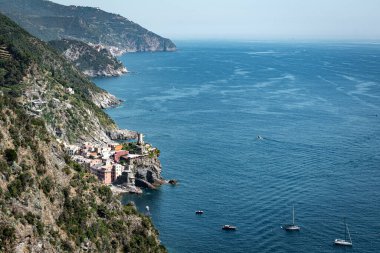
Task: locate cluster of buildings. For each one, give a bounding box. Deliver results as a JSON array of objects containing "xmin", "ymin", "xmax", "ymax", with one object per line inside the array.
[{"xmin": 66, "ymin": 133, "xmax": 150, "ymax": 185}]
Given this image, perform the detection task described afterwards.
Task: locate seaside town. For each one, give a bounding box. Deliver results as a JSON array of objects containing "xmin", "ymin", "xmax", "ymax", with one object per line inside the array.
[{"xmin": 62, "ymin": 133, "xmax": 158, "ymax": 194}]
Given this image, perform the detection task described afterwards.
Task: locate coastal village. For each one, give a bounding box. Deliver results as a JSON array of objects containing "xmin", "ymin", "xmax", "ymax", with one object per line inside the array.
[{"xmin": 62, "ymin": 133, "xmax": 159, "ymax": 193}]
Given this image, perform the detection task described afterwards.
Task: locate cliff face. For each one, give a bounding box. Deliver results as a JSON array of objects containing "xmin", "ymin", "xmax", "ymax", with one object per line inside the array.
[
  {"xmin": 0, "ymin": 14, "xmax": 166, "ymax": 252},
  {"xmin": 113, "ymin": 156, "xmax": 163, "ymax": 190},
  {"xmin": 0, "ymin": 12, "xmax": 121, "ymax": 143},
  {"xmin": 0, "ymin": 0, "xmax": 176, "ymax": 53},
  {"xmin": 133, "ymin": 156, "xmax": 163, "ymax": 185},
  {"xmin": 48, "ymin": 39, "xmax": 128, "ymax": 77}
]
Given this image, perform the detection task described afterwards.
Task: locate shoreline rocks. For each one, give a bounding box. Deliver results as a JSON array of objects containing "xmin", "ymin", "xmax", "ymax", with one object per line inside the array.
[
  {"xmin": 110, "ymin": 185, "xmax": 142, "ymax": 195},
  {"xmin": 90, "ymin": 90, "xmax": 122, "ymax": 109},
  {"xmin": 83, "ymin": 66, "xmax": 128, "ymax": 78},
  {"xmin": 168, "ymin": 179, "xmax": 178, "ymax": 185},
  {"xmin": 107, "ymin": 129, "xmax": 138, "ymax": 140}
]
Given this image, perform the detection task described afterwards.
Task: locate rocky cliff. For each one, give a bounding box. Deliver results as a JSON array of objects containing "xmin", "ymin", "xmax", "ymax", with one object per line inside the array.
[
  {"xmin": 0, "ymin": 13, "xmax": 166, "ymax": 252},
  {"xmin": 48, "ymin": 39, "xmax": 128, "ymax": 77},
  {"xmin": 0, "ymin": 0, "xmax": 176, "ymax": 53},
  {"xmin": 113, "ymin": 155, "xmax": 164, "ymax": 190}
]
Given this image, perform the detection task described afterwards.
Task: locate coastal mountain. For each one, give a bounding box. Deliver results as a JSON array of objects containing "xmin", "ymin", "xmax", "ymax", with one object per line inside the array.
[
  {"xmin": 0, "ymin": 10, "xmax": 119, "ymax": 144},
  {"xmin": 0, "ymin": 13, "xmax": 166, "ymax": 252},
  {"xmin": 48, "ymin": 39, "xmax": 128, "ymax": 77},
  {"xmin": 0, "ymin": 0, "xmax": 176, "ymax": 54}
]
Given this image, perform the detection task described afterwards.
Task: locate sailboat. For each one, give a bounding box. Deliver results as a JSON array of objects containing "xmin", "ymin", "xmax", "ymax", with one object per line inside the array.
[
  {"xmin": 282, "ymin": 205, "xmax": 300, "ymax": 231},
  {"xmin": 334, "ymin": 218, "xmax": 352, "ymax": 247}
]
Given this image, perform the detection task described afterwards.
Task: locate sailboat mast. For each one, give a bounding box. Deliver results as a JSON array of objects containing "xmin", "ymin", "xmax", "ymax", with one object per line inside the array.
[
  {"xmin": 344, "ymin": 218, "xmax": 347, "ymax": 241},
  {"xmin": 347, "ymin": 224, "xmax": 352, "ymax": 243},
  {"xmin": 292, "ymin": 206, "xmax": 295, "ymax": 225}
]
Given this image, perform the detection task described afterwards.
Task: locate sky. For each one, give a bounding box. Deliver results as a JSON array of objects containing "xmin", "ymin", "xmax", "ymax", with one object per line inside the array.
[{"xmin": 51, "ymin": 0, "xmax": 380, "ymax": 41}]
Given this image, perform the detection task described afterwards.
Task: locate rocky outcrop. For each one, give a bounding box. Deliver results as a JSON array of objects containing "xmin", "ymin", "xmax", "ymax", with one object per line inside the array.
[
  {"xmin": 135, "ymin": 178, "xmax": 156, "ymax": 189},
  {"xmin": 82, "ymin": 66, "xmax": 128, "ymax": 78},
  {"xmin": 168, "ymin": 179, "xmax": 178, "ymax": 185},
  {"xmin": 132, "ymin": 156, "xmax": 164, "ymax": 185},
  {"xmin": 107, "ymin": 129, "xmax": 138, "ymax": 140},
  {"xmin": 89, "ymin": 90, "xmax": 122, "ymax": 109},
  {"xmin": 113, "ymin": 155, "xmax": 164, "ymax": 188},
  {"xmin": 48, "ymin": 39, "xmax": 128, "ymax": 77}
]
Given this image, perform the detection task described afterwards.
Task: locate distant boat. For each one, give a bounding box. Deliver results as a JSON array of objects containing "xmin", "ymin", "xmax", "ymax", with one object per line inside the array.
[
  {"xmin": 282, "ymin": 205, "xmax": 300, "ymax": 231},
  {"xmin": 257, "ymin": 135, "xmax": 264, "ymax": 140},
  {"xmin": 334, "ymin": 218, "xmax": 352, "ymax": 247},
  {"xmin": 145, "ymin": 205, "xmax": 151, "ymax": 216},
  {"xmin": 222, "ymin": 225, "xmax": 237, "ymax": 230},
  {"xmin": 195, "ymin": 210, "xmax": 204, "ymax": 215}
]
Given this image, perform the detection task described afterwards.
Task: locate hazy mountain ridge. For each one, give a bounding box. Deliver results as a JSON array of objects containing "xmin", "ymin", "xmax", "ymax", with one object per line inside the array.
[{"xmin": 0, "ymin": 0, "xmax": 176, "ymax": 53}]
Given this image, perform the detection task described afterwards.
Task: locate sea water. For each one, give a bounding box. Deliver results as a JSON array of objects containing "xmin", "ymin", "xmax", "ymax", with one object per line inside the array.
[{"xmin": 94, "ymin": 41, "xmax": 380, "ymax": 253}]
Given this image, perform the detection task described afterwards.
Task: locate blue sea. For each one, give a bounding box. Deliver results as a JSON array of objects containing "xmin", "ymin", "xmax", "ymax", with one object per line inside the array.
[{"xmin": 94, "ymin": 41, "xmax": 380, "ymax": 253}]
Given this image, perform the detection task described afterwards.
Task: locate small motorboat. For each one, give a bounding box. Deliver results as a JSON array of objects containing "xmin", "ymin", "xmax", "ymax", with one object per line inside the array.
[
  {"xmin": 222, "ymin": 225, "xmax": 237, "ymax": 230},
  {"xmin": 195, "ymin": 210, "xmax": 204, "ymax": 215},
  {"xmin": 257, "ymin": 135, "xmax": 264, "ymax": 140}
]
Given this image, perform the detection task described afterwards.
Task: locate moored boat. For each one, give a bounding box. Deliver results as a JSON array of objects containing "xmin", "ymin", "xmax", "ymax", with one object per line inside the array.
[
  {"xmin": 282, "ymin": 205, "xmax": 300, "ymax": 231},
  {"xmin": 334, "ymin": 218, "xmax": 352, "ymax": 247},
  {"xmin": 222, "ymin": 225, "xmax": 237, "ymax": 230}
]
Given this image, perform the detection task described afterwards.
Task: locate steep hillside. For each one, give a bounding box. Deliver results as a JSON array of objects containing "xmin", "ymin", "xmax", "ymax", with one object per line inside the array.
[
  {"xmin": 49, "ymin": 39, "xmax": 128, "ymax": 77},
  {"xmin": 0, "ymin": 0, "xmax": 176, "ymax": 54},
  {"xmin": 0, "ymin": 13, "xmax": 166, "ymax": 253},
  {"xmin": 0, "ymin": 12, "xmax": 121, "ymax": 143}
]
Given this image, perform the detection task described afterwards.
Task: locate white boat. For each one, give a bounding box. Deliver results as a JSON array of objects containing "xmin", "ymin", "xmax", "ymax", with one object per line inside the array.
[
  {"xmin": 282, "ymin": 205, "xmax": 300, "ymax": 231},
  {"xmin": 222, "ymin": 225, "xmax": 237, "ymax": 230},
  {"xmin": 334, "ymin": 219, "xmax": 352, "ymax": 247}
]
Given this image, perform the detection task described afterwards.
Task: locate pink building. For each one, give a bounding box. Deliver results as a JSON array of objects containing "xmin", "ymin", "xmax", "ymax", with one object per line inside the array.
[
  {"xmin": 98, "ymin": 167, "xmax": 112, "ymax": 184},
  {"xmin": 90, "ymin": 164, "xmax": 112, "ymax": 184},
  {"xmin": 114, "ymin": 150, "xmax": 129, "ymax": 163}
]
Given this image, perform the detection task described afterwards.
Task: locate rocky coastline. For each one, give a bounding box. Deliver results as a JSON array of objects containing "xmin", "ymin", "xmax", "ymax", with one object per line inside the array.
[
  {"xmin": 107, "ymin": 129, "xmax": 138, "ymax": 140},
  {"xmin": 89, "ymin": 90, "xmax": 123, "ymax": 109},
  {"xmin": 83, "ymin": 66, "xmax": 128, "ymax": 78}
]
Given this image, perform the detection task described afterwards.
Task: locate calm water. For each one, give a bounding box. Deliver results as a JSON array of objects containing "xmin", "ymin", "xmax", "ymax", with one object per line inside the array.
[{"xmin": 94, "ymin": 41, "xmax": 380, "ymax": 253}]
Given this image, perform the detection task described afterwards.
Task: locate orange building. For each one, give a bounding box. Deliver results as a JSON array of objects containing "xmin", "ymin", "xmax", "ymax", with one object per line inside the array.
[{"xmin": 114, "ymin": 145, "xmax": 123, "ymax": 152}]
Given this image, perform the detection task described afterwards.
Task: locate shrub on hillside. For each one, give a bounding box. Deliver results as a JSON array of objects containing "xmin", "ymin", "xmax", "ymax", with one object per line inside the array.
[{"xmin": 4, "ymin": 149, "xmax": 17, "ymax": 164}]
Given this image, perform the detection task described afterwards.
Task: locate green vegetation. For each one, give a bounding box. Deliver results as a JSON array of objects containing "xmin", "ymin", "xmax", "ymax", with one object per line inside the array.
[
  {"xmin": 24, "ymin": 212, "xmax": 44, "ymax": 236},
  {"xmin": 122, "ymin": 142, "xmax": 139, "ymax": 153},
  {"xmin": 97, "ymin": 185, "xmax": 112, "ymax": 203},
  {"xmin": 0, "ymin": 224, "xmax": 15, "ymax": 250},
  {"xmin": 124, "ymin": 203, "xmax": 139, "ymax": 216},
  {"xmin": 0, "ymin": 160, "xmax": 9, "ymax": 174},
  {"xmin": 7, "ymin": 172, "xmax": 33, "ymax": 198},
  {"xmin": 41, "ymin": 176, "xmax": 53, "ymax": 195},
  {"xmin": 149, "ymin": 148, "xmax": 161, "ymax": 158},
  {"xmin": 4, "ymin": 149, "xmax": 17, "ymax": 163}
]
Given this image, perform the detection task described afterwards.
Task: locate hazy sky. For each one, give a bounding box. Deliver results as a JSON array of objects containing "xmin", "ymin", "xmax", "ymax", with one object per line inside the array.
[{"xmin": 51, "ymin": 0, "xmax": 380, "ymax": 40}]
